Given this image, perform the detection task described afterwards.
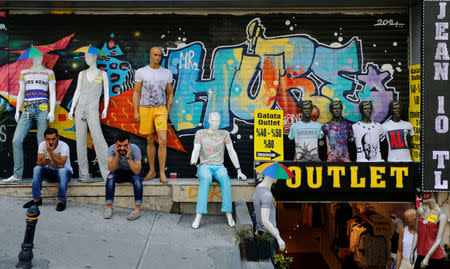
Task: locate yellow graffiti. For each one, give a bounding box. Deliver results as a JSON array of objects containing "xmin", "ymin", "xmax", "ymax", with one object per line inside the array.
[
  {"xmin": 111, "ymin": 112, "xmax": 117, "ymax": 122},
  {"xmin": 187, "ymin": 185, "xmax": 223, "ymax": 201},
  {"xmin": 111, "ymin": 99, "xmax": 118, "ymax": 108},
  {"xmin": 122, "ymin": 107, "xmax": 128, "ymax": 118}
]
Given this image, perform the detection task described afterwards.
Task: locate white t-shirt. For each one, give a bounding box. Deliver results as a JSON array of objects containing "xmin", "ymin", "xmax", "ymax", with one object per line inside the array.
[
  {"xmin": 288, "ymin": 120, "xmax": 324, "ymax": 161},
  {"xmin": 382, "ymin": 120, "xmax": 414, "ymax": 162},
  {"xmin": 135, "ymin": 66, "xmax": 173, "ymax": 107},
  {"xmin": 352, "ymin": 121, "xmax": 385, "ymax": 162},
  {"xmin": 19, "ymin": 68, "xmax": 56, "ymax": 107},
  {"xmin": 38, "ymin": 140, "xmax": 73, "ymax": 173}
]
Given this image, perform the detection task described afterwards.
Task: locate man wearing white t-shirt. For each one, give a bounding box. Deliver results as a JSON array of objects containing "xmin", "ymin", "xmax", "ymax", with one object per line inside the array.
[
  {"xmin": 23, "ymin": 128, "xmax": 73, "ymax": 211},
  {"xmin": 133, "ymin": 47, "xmax": 173, "ymax": 183}
]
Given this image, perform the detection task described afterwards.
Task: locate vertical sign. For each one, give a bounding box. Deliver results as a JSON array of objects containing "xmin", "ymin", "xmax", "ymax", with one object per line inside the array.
[
  {"xmin": 409, "ymin": 64, "xmax": 421, "ymax": 162},
  {"xmin": 254, "ymin": 109, "xmax": 284, "ymax": 161},
  {"xmin": 423, "ymin": 1, "xmax": 450, "ymax": 191}
]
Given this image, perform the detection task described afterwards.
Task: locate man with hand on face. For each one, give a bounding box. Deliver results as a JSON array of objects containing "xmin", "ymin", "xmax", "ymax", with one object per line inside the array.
[
  {"xmin": 23, "ymin": 128, "xmax": 73, "ymax": 211},
  {"xmin": 104, "ymin": 133, "xmax": 143, "ymax": 221}
]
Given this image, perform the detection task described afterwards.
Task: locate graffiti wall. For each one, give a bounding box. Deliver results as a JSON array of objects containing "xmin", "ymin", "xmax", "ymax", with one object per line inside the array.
[{"xmin": 0, "ymin": 13, "xmax": 409, "ymax": 178}]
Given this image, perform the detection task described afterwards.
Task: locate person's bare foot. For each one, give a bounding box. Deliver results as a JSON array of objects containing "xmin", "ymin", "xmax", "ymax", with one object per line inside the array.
[
  {"xmin": 144, "ymin": 170, "xmax": 156, "ymax": 181},
  {"xmin": 159, "ymin": 173, "xmax": 168, "ymax": 183}
]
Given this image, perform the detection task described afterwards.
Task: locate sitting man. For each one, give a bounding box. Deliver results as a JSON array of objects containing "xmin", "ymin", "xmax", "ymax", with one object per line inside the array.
[
  {"xmin": 104, "ymin": 133, "xmax": 143, "ymax": 220},
  {"xmin": 23, "ymin": 128, "xmax": 73, "ymax": 211}
]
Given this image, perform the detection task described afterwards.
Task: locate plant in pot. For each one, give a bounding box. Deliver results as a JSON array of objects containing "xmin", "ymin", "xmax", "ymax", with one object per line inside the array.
[
  {"xmin": 274, "ymin": 253, "xmax": 294, "ymax": 269},
  {"xmin": 256, "ymin": 232, "xmax": 272, "ymax": 260},
  {"xmin": 237, "ymin": 228, "xmax": 258, "ymax": 261},
  {"xmin": 444, "ymin": 244, "xmax": 450, "ymax": 269}
]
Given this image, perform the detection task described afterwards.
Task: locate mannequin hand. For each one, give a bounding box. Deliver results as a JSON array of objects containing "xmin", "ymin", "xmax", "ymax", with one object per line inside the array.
[
  {"xmin": 68, "ymin": 111, "xmax": 74, "ymax": 121},
  {"xmin": 420, "ymin": 256, "xmax": 429, "ymax": 268},
  {"xmin": 237, "ymin": 170, "xmax": 247, "ymax": 180},
  {"xmin": 47, "ymin": 112, "xmax": 55, "ymax": 123},
  {"xmin": 134, "ymin": 112, "xmax": 140, "ymax": 123},
  {"xmin": 409, "ymin": 253, "xmax": 415, "ymax": 265},
  {"xmin": 101, "ymin": 109, "xmax": 107, "ymax": 119},
  {"xmin": 277, "ymin": 237, "xmax": 285, "ymax": 251},
  {"xmin": 14, "ymin": 112, "xmax": 20, "ymax": 123}
]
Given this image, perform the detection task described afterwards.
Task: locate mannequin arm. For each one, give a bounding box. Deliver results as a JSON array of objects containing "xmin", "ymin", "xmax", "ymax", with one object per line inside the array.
[
  {"xmin": 422, "ymin": 212, "xmax": 448, "ymax": 266},
  {"xmin": 165, "ymin": 83, "xmax": 174, "ymax": 113},
  {"xmin": 411, "ymin": 208, "xmax": 422, "ymax": 264},
  {"xmin": 396, "ymin": 227, "xmax": 404, "ymax": 268},
  {"xmin": 101, "ymin": 71, "xmax": 110, "ymax": 119},
  {"xmin": 47, "ymin": 80, "xmax": 56, "ymax": 123},
  {"xmin": 68, "ymin": 72, "xmax": 83, "ymax": 120},
  {"xmin": 226, "ymin": 142, "xmax": 247, "ymax": 180},
  {"xmin": 133, "ymin": 82, "xmax": 142, "ymax": 123},
  {"xmin": 190, "ymin": 143, "xmax": 201, "ymax": 165},
  {"xmin": 15, "ymin": 81, "xmax": 25, "ymax": 122},
  {"xmin": 261, "ymin": 208, "xmax": 285, "ymax": 251}
]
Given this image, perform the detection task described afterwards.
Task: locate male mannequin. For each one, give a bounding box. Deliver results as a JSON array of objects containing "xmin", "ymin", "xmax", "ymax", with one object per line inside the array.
[
  {"xmin": 411, "ymin": 195, "xmax": 447, "ymax": 269},
  {"xmin": 352, "ymin": 100, "xmax": 385, "ymax": 162},
  {"xmin": 3, "ymin": 55, "xmax": 56, "ymax": 182},
  {"xmin": 382, "ymin": 101, "xmax": 414, "ymax": 162},
  {"xmin": 190, "ymin": 112, "xmax": 246, "ymax": 229},
  {"xmin": 253, "ymin": 175, "xmax": 286, "ymax": 264},
  {"xmin": 288, "ymin": 100, "xmax": 324, "ymax": 161},
  {"xmin": 397, "ymin": 209, "xmax": 417, "ymax": 269},
  {"xmin": 69, "ymin": 53, "xmax": 109, "ymax": 181},
  {"xmin": 322, "ymin": 100, "xmax": 353, "ymax": 162}
]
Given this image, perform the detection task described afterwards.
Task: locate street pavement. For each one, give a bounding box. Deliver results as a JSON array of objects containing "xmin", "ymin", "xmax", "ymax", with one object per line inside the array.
[{"xmin": 0, "ymin": 197, "xmax": 241, "ymax": 269}]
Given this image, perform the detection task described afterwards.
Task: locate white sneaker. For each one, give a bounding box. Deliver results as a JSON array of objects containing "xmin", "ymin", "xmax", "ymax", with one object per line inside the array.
[{"xmin": 2, "ymin": 176, "xmax": 21, "ymax": 182}]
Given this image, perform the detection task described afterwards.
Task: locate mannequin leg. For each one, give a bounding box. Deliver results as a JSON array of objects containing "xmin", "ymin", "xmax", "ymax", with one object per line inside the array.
[
  {"xmin": 87, "ymin": 108, "xmax": 109, "ymax": 180},
  {"xmin": 35, "ymin": 108, "xmax": 48, "ymax": 145},
  {"xmin": 226, "ymin": 212, "xmax": 235, "ymax": 227},
  {"xmin": 75, "ymin": 109, "xmax": 90, "ymax": 180},
  {"xmin": 213, "ymin": 166, "xmax": 234, "ymax": 227},
  {"xmin": 11, "ymin": 109, "xmax": 34, "ymax": 179},
  {"xmin": 196, "ymin": 164, "xmax": 213, "ymax": 214},
  {"xmin": 192, "ymin": 213, "xmax": 202, "ymax": 229}
]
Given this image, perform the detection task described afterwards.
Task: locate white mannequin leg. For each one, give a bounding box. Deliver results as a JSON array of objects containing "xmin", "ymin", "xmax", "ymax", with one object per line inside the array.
[
  {"xmin": 192, "ymin": 213, "xmax": 202, "ymax": 229},
  {"xmin": 226, "ymin": 212, "xmax": 235, "ymax": 227}
]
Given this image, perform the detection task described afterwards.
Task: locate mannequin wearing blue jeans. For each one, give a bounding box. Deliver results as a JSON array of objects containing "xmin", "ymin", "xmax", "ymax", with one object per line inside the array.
[{"xmin": 195, "ymin": 164, "xmax": 232, "ymax": 214}]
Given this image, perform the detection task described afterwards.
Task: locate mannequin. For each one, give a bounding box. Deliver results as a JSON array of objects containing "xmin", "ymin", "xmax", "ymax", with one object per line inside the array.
[
  {"xmin": 411, "ymin": 195, "xmax": 447, "ymax": 269},
  {"xmin": 190, "ymin": 112, "xmax": 246, "ymax": 229},
  {"xmin": 3, "ymin": 55, "xmax": 56, "ymax": 182},
  {"xmin": 69, "ymin": 53, "xmax": 109, "ymax": 182},
  {"xmin": 288, "ymin": 100, "xmax": 324, "ymax": 161},
  {"xmin": 352, "ymin": 100, "xmax": 385, "ymax": 162},
  {"xmin": 397, "ymin": 209, "xmax": 417, "ymax": 269},
  {"xmin": 253, "ymin": 175, "xmax": 286, "ymax": 264},
  {"xmin": 322, "ymin": 100, "xmax": 353, "ymax": 162},
  {"xmin": 382, "ymin": 101, "xmax": 414, "ymax": 162}
]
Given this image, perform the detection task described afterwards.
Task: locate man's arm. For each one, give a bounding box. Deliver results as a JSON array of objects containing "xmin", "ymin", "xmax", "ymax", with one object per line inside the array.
[
  {"xmin": 108, "ymin": 155, "xmax": 119, "ymax": 173},
  {"xmin": 165, "ymin": 83, "xmax": 174, "ymax": 113},
  {"xmin": 36, "ymin": 153, "xmax": 50, "ymax": 166},
  {"xmin": 133, "ymin": 81, "xmax": 142, "ymax": 122},
  {"xmin": 48, "ymin": 150, "xmax": 67, "ymax": 168},
  {"xmin": 128, "ymin": 159, "xmax": 141, "ymax": 175}
]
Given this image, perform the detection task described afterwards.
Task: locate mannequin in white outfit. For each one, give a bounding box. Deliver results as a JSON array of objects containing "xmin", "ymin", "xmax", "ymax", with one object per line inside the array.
[{"xmin": 69, "ymin": 53, "xmax": 110, "ymax": 181}]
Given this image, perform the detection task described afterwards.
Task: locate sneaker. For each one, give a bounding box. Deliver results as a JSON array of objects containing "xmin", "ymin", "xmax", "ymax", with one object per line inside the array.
[
  {"xmin": 56, "ymin": 201, "xmax": 66, "ymax": 212},
  {"xmin": 104, "ymin": 207, "xmax": 113, "ymax": 219},
  {"xmin": 2, "ymin": 176, "xmax": 21, "ymax": 182},
  {"xmin": 127, "ymin": 210, "xmax": 141, "ymax": 220},
  {"xmin": 23, "ymin": 199, "xmax": 42, "ymax": 208}
]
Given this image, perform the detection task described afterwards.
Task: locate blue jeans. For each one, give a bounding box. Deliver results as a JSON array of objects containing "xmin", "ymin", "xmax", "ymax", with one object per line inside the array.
[
  {"xmin": 196, "ymin": 164, "xmax": 232, "ymax": 214},
  {"xmin": 13, "ymin": 104, "xmax": 48, "ymax": 178},
  {"xmin": 106, "ymin": 170, "xmax": 143, "ymax": 205},
  {"xmin": 32, "ymin": 166, "xmax": 73, "ymax": 202}
]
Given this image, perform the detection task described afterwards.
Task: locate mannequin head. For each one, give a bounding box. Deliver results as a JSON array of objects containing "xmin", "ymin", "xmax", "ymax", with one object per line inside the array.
[
  {"xmin": 32, "ymin": 55, "xmax": 43, "ymax": 67},
  {"xmin": 208, "ymin": 112, "xmax": 221, "ymax": 130},
  {"xmin": 262, "ymin": 175, "xmax": 278, "ymax": 185},
  {"xmin": 85, "ymin": 53, "xmax": 97, "ymax": 67},
  {"xmin": 149, "ymin": 47, "xmax": 162, "ymax": 67},
  {"xmin": 404, "ymin": 208, "xmax": 417, "ymax": 226},
  {"xmin": 329, "ymin": 100, "xmax": 343, "ymax": 121},
  {"xmin": 422, "ymin": 197, "xmax": 438, "ymax": 209},
  {"xmin": 359, "ymin": 100, "xmax": 373, "ymax": 122},
  {"xmin": 300, "ymin": 100, "xmax": 313, "ymax": 122},
  {"xmin": 389, "ymin": 100, "xmax": 401, "ymax": 122}
]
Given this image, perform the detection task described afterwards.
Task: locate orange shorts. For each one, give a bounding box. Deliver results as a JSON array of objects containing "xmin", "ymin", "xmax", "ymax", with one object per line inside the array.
[{"xmin": 139, "ymin": 106, "xmax": 168, "ymax": 135}]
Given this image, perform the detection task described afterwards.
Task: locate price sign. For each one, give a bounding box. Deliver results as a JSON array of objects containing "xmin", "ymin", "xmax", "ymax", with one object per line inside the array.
[
  {"xmin": 254, "ymin": 109, "xmax": 284, "ymax": 161},
  {"xmin": 373, "ymin": 216, "xmax": 391, "ymax": 237}
]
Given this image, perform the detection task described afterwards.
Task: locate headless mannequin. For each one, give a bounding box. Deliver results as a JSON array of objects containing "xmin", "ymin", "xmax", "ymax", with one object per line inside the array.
[
  {"xmin": 396, "ymin": 209, "xmax": 416, "ymax": 269},
  {"xmin": 190, "ymin": 112, "xmax": 246, "ymax": 229},
  {"xmin": 411, "ymin": 197, "xmax": 447, "ymax": 268},
  {"xmin": 256, "ymin": 175, "xmax": 286, "ymax": 251},
  {"xmin": 69, "ymin": 53, "xmax": 110, "ymax": 181}
]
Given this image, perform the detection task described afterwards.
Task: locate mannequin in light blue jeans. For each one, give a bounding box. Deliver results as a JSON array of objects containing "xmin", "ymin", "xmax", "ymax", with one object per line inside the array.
[{"xmin": 196, "ymin": 164, "xmax": 232, "ymax": 214}]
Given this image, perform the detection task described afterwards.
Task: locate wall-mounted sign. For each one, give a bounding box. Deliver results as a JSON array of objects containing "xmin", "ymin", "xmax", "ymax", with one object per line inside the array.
[
  {"xmin": 254, "ymin": 109, "xmax": 284, "ymax": 161},
  {"xmin": 409, "ymin": 64, "xmax": 421, "ymax": 162}
]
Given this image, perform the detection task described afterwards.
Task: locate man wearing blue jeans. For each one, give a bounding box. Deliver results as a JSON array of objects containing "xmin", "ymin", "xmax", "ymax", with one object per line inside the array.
[
  {"xmin": 104, "ymin": 133, "xmax": 143, "ymax": 220},
  {"xmin": 23, "ymin": 128, "xmax": 73, "ymax": 211}
]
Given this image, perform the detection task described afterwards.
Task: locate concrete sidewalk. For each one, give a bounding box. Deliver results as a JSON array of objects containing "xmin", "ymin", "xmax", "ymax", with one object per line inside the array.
[{"xmin": 0, "ymin": 197, "xmax": 241, "ymax": 269}]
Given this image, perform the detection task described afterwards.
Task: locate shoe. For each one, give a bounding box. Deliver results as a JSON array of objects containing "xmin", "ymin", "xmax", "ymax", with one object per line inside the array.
[
  {"xmin": 56, "ymin": 201, "xmax": 66, "ymax": 211},
  {"xmin": 104, "ymin": 207, "xmax": 113, "ymax": 219},
  {"xmin": 127, "ymin": 210, "xmax": 141, "ymax": 220},
  {"xmin": 2, "ymin": 176, "xmax": 21, "ymax": 182},
  {"xmin": 23, "ymin": 199, "xmax": 42, "ymax": 208}
]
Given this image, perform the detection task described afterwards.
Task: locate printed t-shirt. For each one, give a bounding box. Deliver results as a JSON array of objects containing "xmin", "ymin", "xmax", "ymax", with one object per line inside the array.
[
  {"xmin": 322, "ymin": 120, "xmax": 353, "ymax": 162},
  {"xmin": 135, "ymin": 66, "xmax": 173, "ymax": 107},
  {"xmin": 382, "ymin": 120, "xmax": 414, "ymax": 162},
  {"xmin": 107, "ymin": 144, "xmax": 142, "ymax": 171},
  {"xmin": 194, "ymin": 129, "xmax": 231, "ymax": 165},
  {"xmin": 352, "ymin": 121, "xmax": 385, "ymax": 162},
  {"xmin": 19, "ymin": 68, "xmax": 56, "ymax": 107},
  {"xmin": 38, "ymin": 140, "xmax": 72, "ymax": 173},
  {"xmin": 253, "ymin": 186, "xmax": 276, "ymax": 233},
  {"xmin": 288, "ymin": 120, "xmax": 324, "ymax": 161}
]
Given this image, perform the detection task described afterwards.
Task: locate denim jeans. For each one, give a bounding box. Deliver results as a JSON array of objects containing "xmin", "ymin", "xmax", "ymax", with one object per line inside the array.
[
  {"xmin": 32, "ymin": 166, "xmax": 73, "ymax": 202},
  {"xmin": 13, "ymin": 103, "xmax": 48, "ymax": 178},
  {"xmin": 106, "ymin": 170, "xmax": 143, "ymax": 205},
  {"xmin": 196, "ymin": 164, "xmax": 232, "ymax": 214}
]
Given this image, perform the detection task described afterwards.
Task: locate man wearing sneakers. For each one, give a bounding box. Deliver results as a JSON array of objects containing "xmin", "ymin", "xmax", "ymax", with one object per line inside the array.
[
  {"xmin": 23, "ymin": 128, "xmax": 73, "ymax": 211},
  {"xmin": 103, "ymin": 133, "xmax": 143, "ymax": 220},
  {"xmin": 133, "ymin": 46, "xmax": 173, "ymax": 184}
]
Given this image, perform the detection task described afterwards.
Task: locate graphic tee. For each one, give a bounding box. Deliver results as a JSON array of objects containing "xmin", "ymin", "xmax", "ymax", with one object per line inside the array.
[
  {"xmin": 253, "ymin": 186, "xmax": 276, "ymax": 233},
  {"xmin": 107, "ymin": 144, "xmax": 142, "ymax": 171},
  {"xmin": 194, "ymin": 129, "xmax": 232, "ymax": 165},
  {"xmin": 135, "ymin": 66, "xmax": 173, "ymax": 107},
  {"xmin": 322, "ymin": 120, "xmax": 353, "ymax": 162},
  {"xmin": 382, "ymin": 120, "xmax": 414, "ymax": 162},
  {"xmin": 38, "ymin": 140, "xmax": 73, "ymax": 173},
  {"xmin": 352, "ymin": 121, "xmax": 385, "ymax": 162},
  {"xmin": 288, "ymin": 121, "xmax": 324, "ymax": 161},
  {"xmin": 19, "ymin": 68, "xmax": 56, "ymax": 107}
]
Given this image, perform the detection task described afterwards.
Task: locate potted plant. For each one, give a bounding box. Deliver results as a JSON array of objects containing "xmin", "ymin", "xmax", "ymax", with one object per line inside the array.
[
  {"xmin": 444, "ymin": 244, "xmax": 450, "ymax": 269},
  {"xmin": 256, "ymin": 232, "xmax": 272, "ymax": 260},
  {"xmin": 237, "ymin": 228, "xmax": 258, "ymax": 261},
  {"xmin": 274, "ymin": 253, "xmax": 293, "ymax": 269}
]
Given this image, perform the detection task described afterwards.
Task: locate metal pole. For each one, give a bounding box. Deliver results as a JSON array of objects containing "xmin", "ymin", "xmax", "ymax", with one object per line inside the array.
[{"xmin": 16, "ymin": 205, "xmax": 40, "ymax": 269}]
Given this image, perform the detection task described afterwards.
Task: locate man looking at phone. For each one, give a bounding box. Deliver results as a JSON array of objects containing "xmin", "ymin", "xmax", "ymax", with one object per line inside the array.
[
  {"xmin": 104, "ymin": 133, "xmax": 143, "ymax": 220},
  {"xmin": 23, "ymin": 128, "xmax": 73, "ymax": 211}
]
